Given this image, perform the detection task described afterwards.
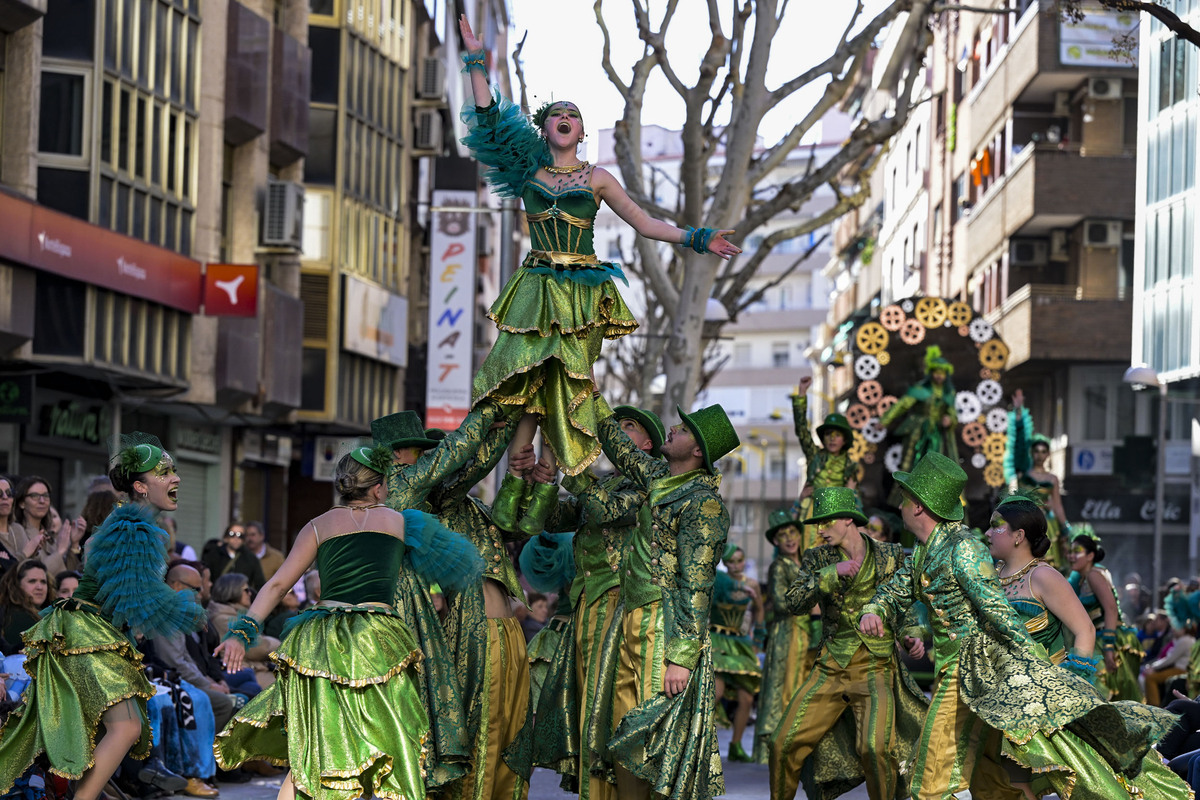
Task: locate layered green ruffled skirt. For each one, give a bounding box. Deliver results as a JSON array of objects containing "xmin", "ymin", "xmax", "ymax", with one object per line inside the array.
[
  {"xmin": 471, "ymin": 266, "xmax": 637, "ymax": 476},
  {"xmin": 710, "ymin": 631, "xmax": 761, "ymax": 694},
  {"xmin": 0, "ymin": 602, "xmax": 153, "ymax": 792},
  {"xmin": 1095, "ymin": 625, "xmax": 1145, "ymax": 702},
  {"xmin": 214, "ymin": 606, "xmax": 429, "ymax": 800}
]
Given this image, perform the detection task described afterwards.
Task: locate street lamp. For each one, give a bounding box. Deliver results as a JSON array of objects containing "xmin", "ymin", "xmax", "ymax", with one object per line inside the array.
[{"xmin": 1123, "ymin": 364, "xmax": 1166, "ymax": 606}]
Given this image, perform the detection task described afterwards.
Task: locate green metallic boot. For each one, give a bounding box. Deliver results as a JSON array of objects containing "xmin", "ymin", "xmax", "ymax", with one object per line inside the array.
[
  {"xmin": 492, "ymin": 472, "xmax": 528, "ymax": 531},
  {"xmin": 518, "ymin": 481, "xmax": 560, "ymax": 537},
  {"xmin": 728, "ymin": 740, "xmax": 752, "ymax": 763}
]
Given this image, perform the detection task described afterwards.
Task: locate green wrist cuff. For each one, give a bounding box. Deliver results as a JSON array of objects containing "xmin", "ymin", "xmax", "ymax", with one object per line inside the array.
[{"xmin": 665, "ymin": 637, "xmax": 700, "ymax": 670}]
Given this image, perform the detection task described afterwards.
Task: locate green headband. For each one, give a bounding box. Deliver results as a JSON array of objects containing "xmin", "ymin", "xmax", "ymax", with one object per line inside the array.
[
  {"xmin": 115, "ymin": 432, "xmax": 169, "ymax": 477},
  {"xmin": 350, "ymin": 444, "xmax": 392, "ymax": 475},
  {"xmin": 532, "ymin": 100, "xmax": 583, "ymax": 130}
]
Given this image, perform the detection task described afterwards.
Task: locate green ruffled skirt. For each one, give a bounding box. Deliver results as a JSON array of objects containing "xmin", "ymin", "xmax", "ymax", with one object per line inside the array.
[
  {"xmin": 0, "ymin": 603, "xmax": 153, "ymax": 792},
  {"xmin": 471, "ymin": 266, "xmax": 638, "ymax": 476},
  {"xmin": 710, "ymin": 631, "xmax": 761, "ymax": 694},
  {"xmin": 1094, "ymin": 625, "xmax": 1145, "ymax": 702},
  {"xmin": 214, "ymin": 607, "xmax": 429, "ymax": 800}
]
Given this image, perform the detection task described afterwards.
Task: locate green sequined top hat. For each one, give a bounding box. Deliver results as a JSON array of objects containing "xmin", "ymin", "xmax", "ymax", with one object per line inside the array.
[
  {"xmin": 892, "ymin": 451, "xmax": 967, "ymax": 521},
  {"xmin": 370, "ymin": 411, "xmax": 439, "ymax": 451},
  {"xmin": 764, "ymin": 508, "xmax": 801, "ymax": 545},
  {"xmin": 676, "ymin": 404, "xmax": 740, "ymax": 473},
  {"xmin": 923, "ymin": 344, "xmax": 955, "ymax": 376},
  {"xmin": 816, "ymin": 412, "xmax": 854, "ymax": 441},
  {"xmin": 613, "ymin": 405, "xmax": 666, "ymax": 457},
  {"xmin": 112, "ymin": 432, "xmax": 172, "ymax": 477},
  {"xmin": 802, "ymin": 486, "xmax": 869, "ymax": 527},
  {"xmin": 425, "ymin": 428, "xmax": 447, "ymax": 443},
  {"xmin": 350, "ymin": 443, "xmax": 393, "ymax": 475}
]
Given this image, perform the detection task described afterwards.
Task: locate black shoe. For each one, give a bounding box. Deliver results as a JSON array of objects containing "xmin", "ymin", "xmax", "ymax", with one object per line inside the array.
[
  {"xmin": 138, "ymin": 759, "xmax": 188, "ymax": 793},
  {"xmin": 214, "ymin": 769, "xmax": 253, "ymax": 784}
]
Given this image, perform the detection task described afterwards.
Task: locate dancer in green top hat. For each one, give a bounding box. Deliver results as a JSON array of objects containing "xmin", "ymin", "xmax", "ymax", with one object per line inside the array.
[{"xmin": 879, "ymin": 345, "xmax": 959, "ymax": 484}]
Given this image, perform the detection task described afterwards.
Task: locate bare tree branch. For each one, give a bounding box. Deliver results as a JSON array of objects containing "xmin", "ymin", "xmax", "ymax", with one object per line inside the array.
[{"xmin": 511, "ymin": 31, "xmax": 530, "ymax": 114}]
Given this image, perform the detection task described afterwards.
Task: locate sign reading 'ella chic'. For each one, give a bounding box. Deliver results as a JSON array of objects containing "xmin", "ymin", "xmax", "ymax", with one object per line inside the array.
[{"xmin": 1066, "ymin": 495, "xmax": 1188, "ymax": 525}]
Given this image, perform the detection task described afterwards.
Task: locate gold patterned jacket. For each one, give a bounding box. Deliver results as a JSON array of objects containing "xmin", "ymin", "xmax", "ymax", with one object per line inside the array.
[
  {"xmin": 783, "ymin": 534, "xmax": 910, "ymax": 661},
  {"xmin": 546, "ymin": 471, "xmax": 647, "ymax": 608},
  {"xmin": 862, "ymin": 521, "xmax": 1036, "ymax": 670},
  {"xmin": 598, "ymin": 414, "xmax": 730, "ymax": 672}
]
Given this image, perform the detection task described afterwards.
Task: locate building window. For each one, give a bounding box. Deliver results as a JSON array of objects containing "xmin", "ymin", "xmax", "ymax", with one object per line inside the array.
[
  {"xmin": 733, "ymin": 343, "xmax": 752, "ymax": 366},
  {"xmin": 39, "ymin": 69, "xmax": 88, "ymax": 158},
  {"xmin": 771, "ymin": 342, "xmax": 790, "ymax": 368}
]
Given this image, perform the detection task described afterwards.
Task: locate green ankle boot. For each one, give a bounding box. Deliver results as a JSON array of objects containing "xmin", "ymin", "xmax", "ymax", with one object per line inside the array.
[
  {"xmin": 728, "ymin": 740, "xmax": 752, "ymax": 763},
  {"xmin": 492, "ymin": 472, "xmax": 528, "ymax": 531},
  {"xmin": 518, "ymin": 481, "xmax": 560, "ymax": 536}
]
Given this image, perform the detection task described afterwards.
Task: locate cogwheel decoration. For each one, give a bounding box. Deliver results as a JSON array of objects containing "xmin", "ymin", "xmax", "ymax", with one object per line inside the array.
[
  {"xmin": 961, "ymin": 421, "xmax": 987, "ymax": 448},
  {"xmin": 975, "ymin": 379, "xmax": 1004, "ymax": 407},
  {"xmin": 877, "ymin": 395, "xmax": 898, "ymax": 416},
  {"xmin": 968, "ymin": 317, "xmax": 995, "ymax": 343},
  {"xmin": 855, "ymin": 355, "xmax": 882, "ymax": 381},
  {"xmin": 970, "ymin": 452, "xmax": 988, "ymax": 469},
  {"xmin": 846, "ymin": 404, "xmax": 872, "ymax": 430},
  {"xmin": 955, "ymin": 391, "xmax": 982, "ymax": 421},
  {"xmin": 861, "ymin": 418, "xmax": 888, "ymax": 444},
  {"xmin": 983, "ymin": 432, "xmax": 1007, "ymax": 461},
  {"xmin": 899, "ymin": 318, "xmax": 927, "ymax": 345},
  {"xmin": 848, "ymin": 435, "xmax": 867, "ymax": 462},
  {"xmin": 883, "ymin": 443, "xmax": 904, "ymax": 472},
  {"xmin": 858, "ymin": 380, "xmax": 884, "ymax": 405},
  {"xmin": 947, "ymin": 301, "xmax": 973, "ymax": 327},
  {"xmin": 900, "ymin": 299, "xmax": 915, "ymax": 312},
  {"xmin": 979, "ymin": 340, "xmax": 1009, "ymax": 370},
  {"xmin": 986, "ymin": 407, "xmax": 1009, "ymax": 433},
  {"xmin": 877, "ymin": 351, "xmax": 891, "ymax": 365},
  {"xmin": 880, "ymin": 305, "xmax": 906, "ymax": 331},
  {"xmin": 915, "ymin": 297, "xmax": 948, "ymax": 328},
  {"xmin": 856, "ymin": 322, "xmax": 889, "ymax": 355},
  {"xmin": 984, "ymin": 462, "xmax": 1006, "ymax": 488}
]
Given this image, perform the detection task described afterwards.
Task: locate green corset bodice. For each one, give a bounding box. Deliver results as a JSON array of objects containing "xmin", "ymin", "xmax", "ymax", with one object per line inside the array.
[
  {"xmin": 523, "ymin": 182, "xmax": 598, "ymax": 255},
  {"xmin": 1010, "ymin": 595, "xmax": 1066, "ymax": 663},
  {"xmin": 316, "ymin": 531, "xmax": 407, "ymax": 606},
  {"xmin": 710, "ymin": 602, "xmax": 748, "ymax": 634}
]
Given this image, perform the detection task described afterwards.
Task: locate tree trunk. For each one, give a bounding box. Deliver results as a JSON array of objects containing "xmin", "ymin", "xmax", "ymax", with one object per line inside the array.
[{"xmin": 661, "ymin": 253, "xmax": 718, "ymax": 414}]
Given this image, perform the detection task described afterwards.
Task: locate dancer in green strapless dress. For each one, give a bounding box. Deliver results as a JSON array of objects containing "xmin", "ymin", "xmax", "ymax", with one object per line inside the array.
[
  {"xmin": 710, "ymin": 545, "xmax": 762, "ymax": 763},
  {"xmin": 988, "ymin": 496, "xmax": 1191, "ymax": 800},
  {"xmin": 456, "ymin": 14, "xmax": 740, "ymax": 538},
  {"xmin": 215, "ymin": 446, "xmax": 484, "ymax": 800},
  {"xmin": 0, "ymin": 433, "xmax": 205, "ymax": 800}
]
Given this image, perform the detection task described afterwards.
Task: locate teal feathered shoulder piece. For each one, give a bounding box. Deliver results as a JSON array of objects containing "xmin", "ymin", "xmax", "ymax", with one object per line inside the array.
[
  {"xmin": 713, "ymin": 569, "xmax": 738, "ymax": 603},
  {"xmin": 1004, "ymin": 407, "xmax": 1033, "ymax": 482},
  {"xmin": 401, "ymin": 509, "xmax": 485, "ymax": 593},
  {"xmin": 460, "ymin": 87, "xmax": 550, "ymax": 198},
  {"xmin": 519, "ymin": 532, "xmax": 576, "ymax": 593},
  {"xmin": 87, "ymin": 504, "xmax": 206, "ymax": 639}
]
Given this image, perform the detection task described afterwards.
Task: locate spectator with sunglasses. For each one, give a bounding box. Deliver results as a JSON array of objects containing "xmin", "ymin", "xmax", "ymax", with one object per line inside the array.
[
  {"xmin": 0, "ymin": 477, "xmax": 28, "ymax": 578},
  {"xmin": 201, "ymin": 522, "xmax": 265, "ymax": 590},
  {"xmin": 207, "ymin": 574, "xmax": 279, "ymax": 694}
]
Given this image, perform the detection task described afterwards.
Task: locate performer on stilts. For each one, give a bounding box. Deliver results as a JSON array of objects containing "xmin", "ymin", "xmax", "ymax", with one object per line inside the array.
[
  {"xmin": 215, "ymin": 446, "xmax": 484, "ymax": 800},
  {"xmin": 859, "ymin": 452, "xmax": 1180, "ymax": 799},
  {"xmin": 456, "ymin": 14, "xmax": 739, "ymax": 537},
  {"xmin": 0, "ymin": 433, "xmax": 206, "ymax": 798},
  {"xmin": 987, "ymin": 495, "xmax": 1191, "ymax": 799},
  {"xmin": 1003, "ymin": 389, "xmax": 1071, "ymax": 570},
  {"xmin": 768, "ymin": 487, "xmax": 927, "ymax": 800},
  {"xmin": 587, "ymin": 396, "xmax": 739, "ymax": 800},
  {"xmin": 710, "ymin": 544, "xmax": 763, "ymax": 763}
]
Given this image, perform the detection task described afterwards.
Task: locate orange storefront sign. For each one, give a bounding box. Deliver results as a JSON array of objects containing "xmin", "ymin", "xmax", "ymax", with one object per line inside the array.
[{"xmin": 203, "ymin": 263, "xmax": 259, "ymax": 317}]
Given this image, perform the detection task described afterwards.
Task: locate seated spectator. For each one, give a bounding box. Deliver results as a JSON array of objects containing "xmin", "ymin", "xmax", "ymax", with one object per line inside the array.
[
  {"xmin": 0, "ymin": 476, "xmax": 29, "ymax": 578},
  {"xmin": 300, "ymin": 569, "xmax": 321, "ymax": 608},
  {"xmin": 207, "ymin": 573, "xmax": 280, "ymax": 691},
  {"xmin": 1145, "ymin": 623, "xmax": 1196, "ymax": 707},
  {"xmin": 78, "ymin": 487, "xmax": 117, "ymax": 552},
  {"xmin": 12, "ymin": 477, "xmax": 81, "ymax": 575},
  {"xmin": 162, "ymin": 515, "xmax": 198, "ymax": 562},
  {"xmin": 243, "ymin": 521, "xmax": 284, "ymax": 581},
  {"xmin": 201, "ymin": 523, "xmax": 264, "ymax": 590},
  {"xmin": 54, "ymin": 570, "xmax": 81, "ymax": 600},
  {"xmin": 1159, "ymin": 691, "xmax": 1200, "ymax": 785},
  {"xmin": 262, "ymin": 587, "xmax": 301, "ymax": 639},
  {"xmin": 1141, "ymin": 611, "xmax": 1171, "ymax": 664},
  {"xmin": 0, "ymin": 559, "xmax": 54, "ymax": 649}
]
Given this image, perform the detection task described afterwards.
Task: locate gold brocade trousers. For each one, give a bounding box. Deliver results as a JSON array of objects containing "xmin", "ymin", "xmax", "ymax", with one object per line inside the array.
[
  {"xmin": 768, "ymin": 647, "xmax": 896, "ymax": 800},
  {"xmin": 576, "ymin": 589, "xmax": 621, "ymax": 800},
  {"xmin": 611, "ymin": 603, "xmax": 667, "ymax": 732},
  {"xmin": 910, "ymin": 660, "xmax": 1025, "ymax": 800},
  {"xmin": 448, "ymin": 617, "xmax": 530, "ymax": 800}
]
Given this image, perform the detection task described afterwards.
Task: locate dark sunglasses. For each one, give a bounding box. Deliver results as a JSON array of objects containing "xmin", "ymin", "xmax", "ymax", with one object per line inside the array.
[{"xmin": 0, "ymin": 489, "xmax": 12, "ymax": 499}]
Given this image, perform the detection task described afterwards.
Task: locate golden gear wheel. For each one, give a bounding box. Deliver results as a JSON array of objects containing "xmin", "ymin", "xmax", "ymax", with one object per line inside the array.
[
  {"xmin": 983, "ymin": 432, "xmax": 1007, "ymax": 461},
  {"xmin": 848, "ymin": 435, "xmax": 867, "ymax": 462},
  {"xmin": 915, "ymin": 297, "xmax": 948, "ymax": 328},
  {"xmin": 984, "ymin": 462, "xmax": 1006, "ymax": 487},
  {"xmin": 979, "ymin": 340, "xmax": 1009, "ymax": 370},
  {"xmin": 899, "ymin": 318, "xmax": 926, "ymax": 345},
  {"xmin": 879, "ymin": 305, "xmax": 906, "ymax": 331},
  {"xmin": 961, "ymin": 421, "xmax": 987, "ymax": 448},
  {"xmin": 846, "ymin": 404, "xmax": 872, "ymax": 430},
  {"xmin": 858, "ymin": 380, "xmax": 883, "ymax": 405},
  {"xmin": 877, "ymin": 395, "xmax": 898, "ymax": 416},
  {"xmin": 947, "ymin": 301, "xmax": 973, "ymax": 327},
  {"xmin": 877, "ymin": 351, "xmax": 891, "ymax": 365},
  {"xmin": 856, "ymin": 322, "xmax": 889, "ymax": 355}
]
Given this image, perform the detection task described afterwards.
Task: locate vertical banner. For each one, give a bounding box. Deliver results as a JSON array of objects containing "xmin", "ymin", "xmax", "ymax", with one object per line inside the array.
[{"xmin": 426, "ymin": 190, "xmax": 477, "ymax": 429}]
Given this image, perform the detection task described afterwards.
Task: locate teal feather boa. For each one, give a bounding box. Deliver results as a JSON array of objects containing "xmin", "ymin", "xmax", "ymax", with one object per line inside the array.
[
  {"xmin": 401, "ymin": 509, "xmax": 485, "ymax": 593},
  {"xmin": 460, "ymin": 88, "xmax": 550, "ymax": 198}
]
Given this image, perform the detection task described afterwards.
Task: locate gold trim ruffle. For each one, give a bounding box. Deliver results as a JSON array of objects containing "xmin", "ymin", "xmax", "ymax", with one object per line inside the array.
[{"xmin": 271, "ymin": 648, "xmax": 423, "ymax": 688}]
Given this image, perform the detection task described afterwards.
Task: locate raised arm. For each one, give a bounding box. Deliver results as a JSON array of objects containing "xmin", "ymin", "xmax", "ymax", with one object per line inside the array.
[
  {"xmin": 597, "ymin": 409, "xmax": 667, "ymax": 491},
  {"xmin": 433, "ymin": 411, "xmax": 520, "ymax": 504},
  {"xmin": 459, "ymin": 14, "xmax": 491, "ymax": 107},
  {"xmin": 791, "ymin": 377, "xmax": 819, "ymax": 462},
  {"xmin": 953, "ymin": 537, "xmax": 1036, "ymax": 650},
  {"xmin": 403, "ymin": 401, "xmax": 501, "ymax": 496}
]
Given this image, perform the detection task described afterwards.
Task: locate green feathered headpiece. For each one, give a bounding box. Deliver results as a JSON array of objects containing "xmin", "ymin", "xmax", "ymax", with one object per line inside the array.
[
  {"xmin": 1031, "ymin": 433, "xmax": 1051, "ymax": 448},
  {"xmin": 997, "ymin": 485, "xmax": 1044, "ymax": 509},
  {"xmin": 350, "ymin": 443, "xmax": 393, "ymax": 476},
  {"xmin": 924, "ymin": 345, "xmax": 954, "ymax": 376},
  {"xmin": 113, "ymin": 432, "xmax": 170, "ymax": 477},
  {"xmin": 1070, "ymin": 522, "xmax": 1100, "ymax": 545},
  {"xmin": 532, "ymin": 100, "xmax": 582, "ymax": 131}
]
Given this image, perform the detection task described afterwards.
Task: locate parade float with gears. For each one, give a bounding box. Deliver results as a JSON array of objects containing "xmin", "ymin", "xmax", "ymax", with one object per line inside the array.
[{"xmin": 845, "ymin": 297, "xmax": 1011, "ymax": 511}]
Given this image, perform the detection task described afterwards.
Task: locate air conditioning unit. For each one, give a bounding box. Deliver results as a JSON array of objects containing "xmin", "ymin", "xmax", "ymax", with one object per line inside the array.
[
  {"xmin": 262, "ymin": 180, "xmax": 304, "ymax": 249},
  {"xmin": 1049, "ymin": 229, "xmax": 1069, "ymax": 262},
  {"xmin": 1084, "ymin": 219, "xmax": 1123, "ymax": 248},
  {"xmin": 1088, "ymin": 77, "xmax": 1122, "ymax": 100},
  {"xmin": 1053, "ymin": 90, "xmax": 1070, "ymax": 117},
  {"xmin": 419, "ymin": 57, "xmax": 446, "ymax": 100},
  {"xmin": 414, "ymin": 108, "xmax": 443, "ymax": 151},
  {"xmin": 1009, "ymin": 239, "xmax": 1048, "ymax": 266}
]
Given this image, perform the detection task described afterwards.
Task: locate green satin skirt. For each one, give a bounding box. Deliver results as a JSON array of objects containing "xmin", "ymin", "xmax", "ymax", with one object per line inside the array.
[
  {"xmin": 0, "ymin": 602, "xmax": 153, "ymax": 792},
  {"xmin": 471, "ymin": 266, "xmax": 637, "ymax": 476},
  {"xmin": 214, "ymin": 606, "xmax": 429, "ymax": 800},
  {"xmin": 710, "ymin": 631, "xmax": 761, "ymax": 694},
  {"xmin": 1094, "ymin": 626, "xmax": 1145, "ymax": 702}
]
